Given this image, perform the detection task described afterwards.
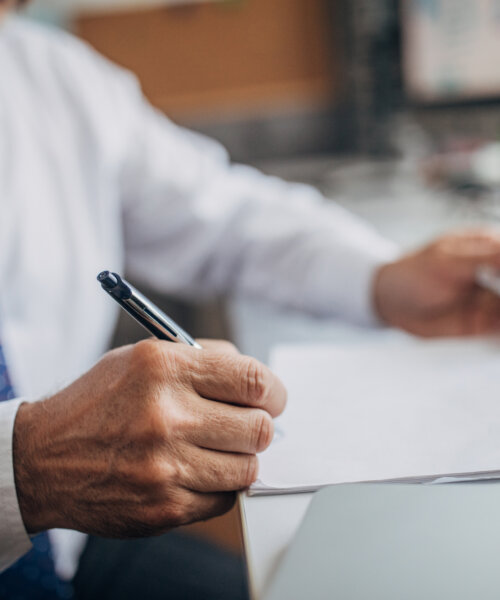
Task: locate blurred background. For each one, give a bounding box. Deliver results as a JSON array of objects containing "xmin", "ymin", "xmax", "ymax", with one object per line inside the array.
[
  {"xmin": 25, "ymin": 0, "xmax": 500, "ymax": 163},
  {"xmin": 20, "ymin": 0, "xmax": 500, "ymax": 561}
]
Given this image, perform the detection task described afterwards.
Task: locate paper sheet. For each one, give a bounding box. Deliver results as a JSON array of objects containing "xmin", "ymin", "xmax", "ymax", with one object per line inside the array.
[{"xmin": 251, "ymin": 338, "xmax": 500, "ymax": 495}]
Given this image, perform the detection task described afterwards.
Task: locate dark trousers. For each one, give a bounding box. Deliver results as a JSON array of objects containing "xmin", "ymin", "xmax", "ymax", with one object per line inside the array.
[{"xmin": 72, "ymin": 532, "xmax": 249, "ymax": 600}]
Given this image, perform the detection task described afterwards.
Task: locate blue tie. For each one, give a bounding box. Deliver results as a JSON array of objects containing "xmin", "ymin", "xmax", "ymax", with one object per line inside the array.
[{"xmin": 0, "ymin": 343, "xmax": 74, "ymax": 599}]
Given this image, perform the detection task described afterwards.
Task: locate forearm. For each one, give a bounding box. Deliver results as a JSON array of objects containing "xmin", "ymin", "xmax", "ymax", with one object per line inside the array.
[
  {"xmin": 215, "ymin": 170, "xmax": 400, "ymax": 323},
  {"xmin": 124, "ymin": 151, "xmax": 399, "ymax": 324}
]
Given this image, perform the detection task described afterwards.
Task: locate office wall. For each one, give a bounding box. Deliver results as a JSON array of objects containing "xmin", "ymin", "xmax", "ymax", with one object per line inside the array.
[
  {"xmin": 75, "ymin": 0, "xmax": 338, "ymax": 120},
  {"xmin": 71, "ymin": 0, "xmax": 348, "ymax": 161}
]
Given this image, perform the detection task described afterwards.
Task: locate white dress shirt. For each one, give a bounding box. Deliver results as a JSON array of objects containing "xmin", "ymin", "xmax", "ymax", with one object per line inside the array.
[{"xmin": 0, "ymin": 16, "xmax": 398, "ymax": 578}]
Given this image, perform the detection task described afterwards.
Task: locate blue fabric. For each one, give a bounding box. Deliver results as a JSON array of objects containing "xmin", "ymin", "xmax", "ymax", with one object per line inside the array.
[
  {"xmin": 0, "ymin": 343, "xmax": 74, "ymax": 599},
  {"xmin": 0, "ymin": 345, "xmax": 16, "ymax": 402}
]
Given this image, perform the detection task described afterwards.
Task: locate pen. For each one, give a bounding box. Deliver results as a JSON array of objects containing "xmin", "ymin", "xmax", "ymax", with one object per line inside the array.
[{"xmin": 97, "ymin": 271, "xmax": 202, "ymax": 349}]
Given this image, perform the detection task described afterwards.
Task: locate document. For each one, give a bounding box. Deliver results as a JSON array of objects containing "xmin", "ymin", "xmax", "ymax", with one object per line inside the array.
[{"xmin": 251, "ymin": 338, "xmax": 500, "ymax": 495}]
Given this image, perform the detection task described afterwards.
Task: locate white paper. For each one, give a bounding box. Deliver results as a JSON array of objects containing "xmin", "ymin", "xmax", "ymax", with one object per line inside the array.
[{"xmin": 251, "ymin": 338, "xmax": 500, "ymax": 495}]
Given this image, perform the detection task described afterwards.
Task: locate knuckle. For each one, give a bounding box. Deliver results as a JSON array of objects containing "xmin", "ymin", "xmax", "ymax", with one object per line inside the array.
[
  {"xmin": 162, "ymin": 349, "xmax": 194, "ymax": 386},
  {"xmin": 138, "ymin": 458, "xmax": 181, "ymax": 492},
  {"xmin": 130, "ymin": 341, "xmax": 192, "ymax": 394},
  {"xmin": 137, "ymin": 401, "xmax": 165, "ymax": 435},
  {"xmin": 131, "ymin": 339, "xmax": 165, "ymax": 375},
  {"xmin": 250, "ymin": 410, "xmax": 274, "ymax": 452},
  {"xmin": 164, "ymin": 406, "xmax": 188, "ymax": 432},
  {"xmin": 145, "ymin": 459, "xmax": 170, "ymax": 486},
  {"xmin": 166, "ymin": 347, "xmax": 191, "ymax": 370},
  {"xmin": 242, "ymin": 358, "xmax": 270, "ymax": 407},
  {"xmin": 132, "ymin": 338, "xmax": 160, "ymax": 360},
  {"xmin": 164, "ymin": 501, "xmax": 188, "ymax": 528},
  {"xmin": 161, "ymin": 459, "xmax": 183, "ymax": 486},
  {"xmin": 101, "ymin": 345, "xmax": 124, "ymax": 364},
  {"xmin": 142, "ymin": 500, "xmax": 185, "ymax": 531},
  {"xmin": 164, "ymin": 410, "xmax": 195, "ymax": 443}
]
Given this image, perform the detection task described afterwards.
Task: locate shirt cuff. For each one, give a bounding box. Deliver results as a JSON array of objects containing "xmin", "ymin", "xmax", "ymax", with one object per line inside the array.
[{"xmin": 0, "ymin": 398, "xmax": 32, "ymax": 572}]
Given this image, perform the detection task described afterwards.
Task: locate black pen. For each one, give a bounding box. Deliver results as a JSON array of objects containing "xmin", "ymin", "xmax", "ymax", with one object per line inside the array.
[{"xmin": 97, "ymin": 271, "xmax": 202, "ymax": 349}]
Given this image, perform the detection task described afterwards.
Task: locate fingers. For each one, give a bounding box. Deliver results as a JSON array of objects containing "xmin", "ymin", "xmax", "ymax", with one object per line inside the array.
[
  {"xmin": 178, "ymin": 490, "xmax": 236, "ymax": 524},
  {"xmin": 467, "ymin": 289, "xmax": 500, "ymax": 335},
  {"xmin": 142, "ymin": 338, "xmax": 286, "ymax": 417},
  {"xmin": 186, "ymin": 397, "xmax": 274, "ymax": 453},
  {"xmin": 190, "ymin": 491, "xmax": 236, "ymax": 521},
  {"xmin": 188, "ymin": 351, "xmax": 287, "ymax": 418},
  {"xmin": 154, "ymin": 489, "xmax": 236, "ymax": 528},
  {"xmin": 411, "ymin": 289, "xmax": 500, "ymax": 337},
  {"xmin": 436, "ymin": 230, "xmax": 500, "ymax": 280},
  {"xmin": 182, "ymin": 447, "xmax": 259, "ymax": 493}
]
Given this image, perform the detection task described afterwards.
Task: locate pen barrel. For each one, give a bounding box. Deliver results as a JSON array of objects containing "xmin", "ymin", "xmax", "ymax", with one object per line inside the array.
[{"xmin": 113, "ymin": 296, "xmax": 173, "ymax": 341}]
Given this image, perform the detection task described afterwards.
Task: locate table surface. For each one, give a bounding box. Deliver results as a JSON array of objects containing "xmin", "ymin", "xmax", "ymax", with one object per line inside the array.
[{"xmin": 231, "ymin": 158, "xmax": 500, "ymax": 599}]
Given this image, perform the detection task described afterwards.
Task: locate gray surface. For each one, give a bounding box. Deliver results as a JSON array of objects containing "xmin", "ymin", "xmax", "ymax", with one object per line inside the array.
[{"xmin": 264, "ymin": 483, "xmax": 500, "ymax": 600}]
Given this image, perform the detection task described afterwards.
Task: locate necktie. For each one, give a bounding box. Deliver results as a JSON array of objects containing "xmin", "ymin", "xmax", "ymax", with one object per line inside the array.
[{"xmin": 0, "ymin": 343, "xmax": 74, "ymax": 599}]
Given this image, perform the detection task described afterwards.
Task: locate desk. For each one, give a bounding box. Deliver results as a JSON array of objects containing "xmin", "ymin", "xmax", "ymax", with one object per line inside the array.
[{"xmin": 230, "ymin": 158, "xmax": 500, "ymax": 598}]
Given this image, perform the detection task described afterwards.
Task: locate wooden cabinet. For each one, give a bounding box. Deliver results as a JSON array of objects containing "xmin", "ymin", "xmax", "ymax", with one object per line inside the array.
[{"xmin": 75, "ymin": 0, "xmax": 339, "ymax": 120}]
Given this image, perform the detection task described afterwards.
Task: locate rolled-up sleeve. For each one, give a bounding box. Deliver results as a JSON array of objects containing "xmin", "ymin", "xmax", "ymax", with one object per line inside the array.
[
  {"xmin": 115, "ymin": 78, "xmax": 399, "ymax": 325},
  {"xmin": 0, "ymin": 399, "xmax": 32, "ymax": 572}
]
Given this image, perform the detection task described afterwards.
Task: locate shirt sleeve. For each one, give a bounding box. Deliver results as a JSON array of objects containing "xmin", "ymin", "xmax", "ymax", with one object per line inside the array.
[
  {"xmin": 0, "ymin": 399, "xmax": 32, "ymax": 572},
  {"xmin": 107, "ymin": 71, "xmax": 399, "ymax": 325}
]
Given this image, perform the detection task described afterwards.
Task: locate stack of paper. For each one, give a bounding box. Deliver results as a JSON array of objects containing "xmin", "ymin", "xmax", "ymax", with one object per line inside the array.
[{"xmin": 250, "ymin": 338, "xmax": 500, "ymax": 495}]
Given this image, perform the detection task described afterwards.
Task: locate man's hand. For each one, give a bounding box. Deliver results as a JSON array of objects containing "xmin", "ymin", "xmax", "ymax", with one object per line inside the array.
[
  {"xmin": 12, "ymin": 339, "xmax": 286, "ymax": 537},
  {"xmin": 374, "ymin": 230, "xmax": 500, "ymax": 337}
]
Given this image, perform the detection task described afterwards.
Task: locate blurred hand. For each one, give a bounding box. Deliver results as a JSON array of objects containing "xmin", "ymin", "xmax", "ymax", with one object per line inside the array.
[
  {"xmin": 13, "ymin": 339, "xmax": 286, "ymax": 537},
  {"xmin": 374, "ymin": 230, "xmax": 500, "ymax": 337}
]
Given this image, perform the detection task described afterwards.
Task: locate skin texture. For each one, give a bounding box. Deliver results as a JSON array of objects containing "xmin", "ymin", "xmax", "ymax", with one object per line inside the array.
[
  {"xmin": 13, "ymin": 339, "xmax": 286, "ymax": 537},
  {"xmin": 374, "ymin": 230, "xmax": 500, "ymax": 336}
]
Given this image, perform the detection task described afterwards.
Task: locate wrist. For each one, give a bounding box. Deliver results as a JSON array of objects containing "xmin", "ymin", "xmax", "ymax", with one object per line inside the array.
[{"xmin": 12, "ymin": 400, "xmax": 61, "ymax": 534}]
